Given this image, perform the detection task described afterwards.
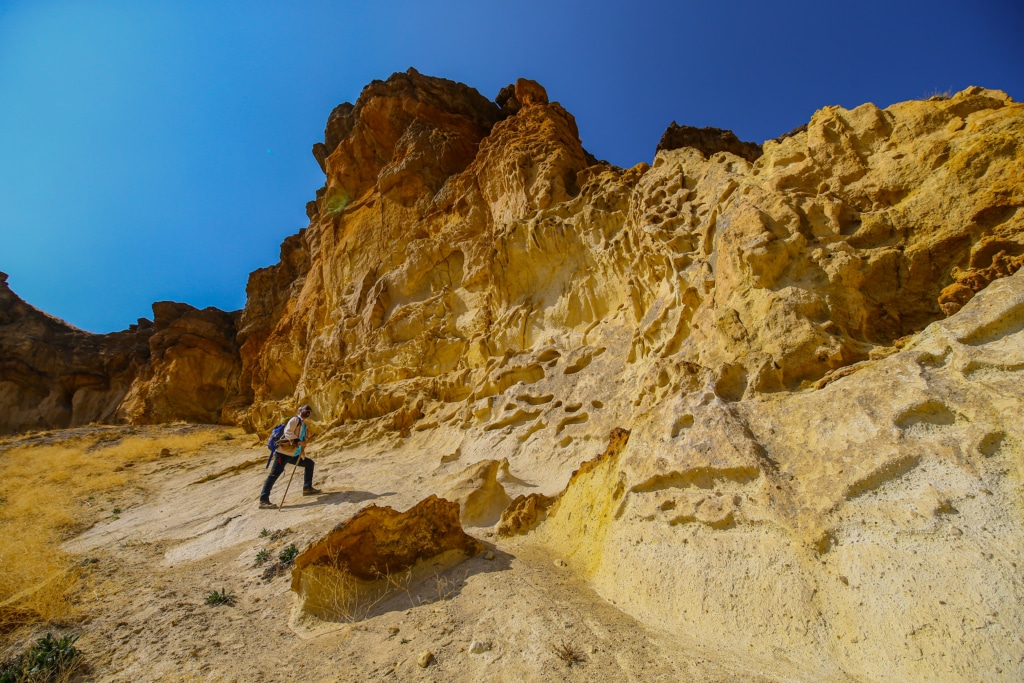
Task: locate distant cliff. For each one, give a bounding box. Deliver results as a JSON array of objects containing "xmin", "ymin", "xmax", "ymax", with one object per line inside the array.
[{"xmin": 0, "ymin": 273, "xmax": 241, "ymax": 432}]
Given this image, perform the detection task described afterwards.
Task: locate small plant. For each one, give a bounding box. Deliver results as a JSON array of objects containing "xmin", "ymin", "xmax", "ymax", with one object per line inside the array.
[
  {"xmin": 260, "ymin": 562, "xmax": 288, "ymax": 581},
  {"xmin": 552, "ymin": 638, "xmax": 585, "ymax": 667},
  {"xmin": 111, "ymin": 507, "xmax": 121, "ymax": 515},
  {"xmin": 220, "ymin": 433, "xmax": 234, "ymax": 441},
  {"xmin": 432, "ymin": 573, "xmax": 458, "ymax": 602},
  {"xmin": 0, "ymin": 632, "xmax": 82, "ymax": 682},
  {"xmin": 278, "ymin": 544, "xmax": 298, "ymax": 565},
  {"xmin": 259, "ymin": 528, "xmax": 270, "ymax": 538},
  {"xmin": 204, "ymin": 588, "xmax": 236, "ymax": 606},
  {"xmin": 254, "ymin": 549, "xmax": 271, "ymax": 566}
]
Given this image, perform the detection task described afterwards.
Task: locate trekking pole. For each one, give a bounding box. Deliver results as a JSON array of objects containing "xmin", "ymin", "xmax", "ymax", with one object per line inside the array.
[
  {"xmin": 277, "ymin": 453, "xmax": 301, "ymax": 511},
  {"xmin": 277, "ymin": 422, "xmax": 307, "ymax": 510}
]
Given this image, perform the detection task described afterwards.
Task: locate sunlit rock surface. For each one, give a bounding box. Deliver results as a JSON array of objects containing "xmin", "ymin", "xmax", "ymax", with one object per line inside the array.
[
  {"xmin": 2, "ymin": 71, "xmax": 1023, "ymax": 680},
  {"xmin": 536, "ymin": 271, "xmax": 1024, "ymax": 682}
]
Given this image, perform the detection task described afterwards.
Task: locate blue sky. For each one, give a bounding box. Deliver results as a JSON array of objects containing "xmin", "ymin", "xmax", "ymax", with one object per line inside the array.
[{"xmin": 1, "ymin": 0, "xmax": 1021, "ymax": 333}]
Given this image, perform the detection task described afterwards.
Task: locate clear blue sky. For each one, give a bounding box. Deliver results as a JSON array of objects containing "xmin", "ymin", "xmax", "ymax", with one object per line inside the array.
[{"xmin": 1, "ymin": 0, "xmax": 1021, "ymax": 333}]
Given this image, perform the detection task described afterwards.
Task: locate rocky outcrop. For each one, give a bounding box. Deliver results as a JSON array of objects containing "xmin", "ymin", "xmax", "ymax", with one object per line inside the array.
[
  {"xmin": 7, "ymin": 76, "xmax": 1020, "ymax": 442},
  {"xmin": 0, "ymin": 274, "xmax": 241, "ymax": 433},
  {"xmin": 0, "ymin": 272, "xmax": 152, "ymax": 434},
  {"xmin": 118, "ymin": 302, "xmax": 242, "ymax": 424},
  {"xmin": 656, "ymin": 122, "xmax": 763, "ymax": 162},
  {"xmin": 230, "ymin": 80, "xmax": 1023, "ymax": 465},
  {"xmin": 291, "ymin": 495, "xmax": 483, "ymax": 620}
]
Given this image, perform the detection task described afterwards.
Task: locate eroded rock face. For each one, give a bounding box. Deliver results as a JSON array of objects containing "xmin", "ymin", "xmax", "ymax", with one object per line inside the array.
[
  {"xmin": 535, "ymin": 271, "xmax": 1024, "ymax": 682},
  {"xmin": 3, "ymin": 72, "xmax": 1024, "ymax": 679},
  {"xmin": 118, "ymin": 302, "xmax": 242, "ymax": 424},
  {"xmin": 441, "ymin": 458, "xmax": 512, "ymax": 528},
  {"xmin": 238, "ymin": 80, "xmax": 1024, "ymax": 447},
  {"xmin": 0, "ymin": 272, "xmax": 152, "ymax": 434}
]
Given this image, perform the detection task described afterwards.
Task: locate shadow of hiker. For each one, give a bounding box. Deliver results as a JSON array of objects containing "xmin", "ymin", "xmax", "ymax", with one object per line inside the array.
[{"xmin": 281, "ymin": 490, "xmax": 397, "ymax": 510}]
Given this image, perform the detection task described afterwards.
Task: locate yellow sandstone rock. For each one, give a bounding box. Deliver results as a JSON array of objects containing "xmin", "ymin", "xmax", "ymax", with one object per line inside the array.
[{"xmin": 2, "ymin": 71, "xmax": 1023, "ymax": 681}]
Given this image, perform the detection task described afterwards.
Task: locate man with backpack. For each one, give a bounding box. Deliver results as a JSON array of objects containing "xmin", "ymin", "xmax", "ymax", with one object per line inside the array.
[{"xmin": 259, "ymin": 404, "xmax": 322, "ymax": 509}]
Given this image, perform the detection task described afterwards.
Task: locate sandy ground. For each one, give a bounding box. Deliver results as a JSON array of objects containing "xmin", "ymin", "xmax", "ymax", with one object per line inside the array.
[{"xmin": 12, "ymin": 426, "xmax": 784, "ymax": 682}]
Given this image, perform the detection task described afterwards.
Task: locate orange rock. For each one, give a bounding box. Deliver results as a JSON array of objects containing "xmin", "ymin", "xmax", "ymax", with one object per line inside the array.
[{"xmin": 292, "ymin": 495, "xmax": 483, "ymax": 583}]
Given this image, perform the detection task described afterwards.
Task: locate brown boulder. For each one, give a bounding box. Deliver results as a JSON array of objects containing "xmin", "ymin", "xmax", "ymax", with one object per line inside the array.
[
  {"xmin": 292, "ymin": 495, "xmax": 483, "ymax": 583},
  {"xmin": 291, "ymin": 495, "xmax": 483, "ymax": 620}
]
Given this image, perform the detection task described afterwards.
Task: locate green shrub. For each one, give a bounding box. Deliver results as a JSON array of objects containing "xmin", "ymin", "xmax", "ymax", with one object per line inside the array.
[
  {"xmin": 204, "ymin": 588, "xmax": 236, "ymax": 606},
  {"xmin": 254, "ymin": 549, "xmax": 270, "ymax": 566},
  {"xmin": 278, "ymin": 544, "xmax": 298, "ymax": 565},
  {"xmin": 0, "ymin": 632, "xmax": 81, "ymax": 682}
]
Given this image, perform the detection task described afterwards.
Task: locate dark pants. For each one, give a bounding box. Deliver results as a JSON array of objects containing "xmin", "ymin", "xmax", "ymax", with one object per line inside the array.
[{"xmin": 260, "ymin": 453, "xmax": 314, "ymax": 502}]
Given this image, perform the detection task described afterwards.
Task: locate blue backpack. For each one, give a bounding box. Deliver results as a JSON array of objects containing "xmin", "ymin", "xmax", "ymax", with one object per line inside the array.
[{"xmin": 265, "ymin": 423, "xmax": 287, "ymax": 468}]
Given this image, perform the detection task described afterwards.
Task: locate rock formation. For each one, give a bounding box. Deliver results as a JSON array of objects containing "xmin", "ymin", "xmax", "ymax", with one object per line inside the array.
[
  {"xmin": 0, "ymin": 273, "xmax": 241, "ymax": 434},
  {"xmin": 2, "ymin": 70, "xmax": 1024, "ymax": 680},
  {"xmin": 535, "ymin": 270, "xmax": 1024, "ymax": 682},
  {"xmin": 656, "ymin": 122, "xmax": 763, "ymax": 162},
  {"xmin": 291, "ymin": 495, "xmax": 483, "ymax": 620},
  {"xmin": 0, "ymin": 272, "xmax": 151, "ymax": 433}
]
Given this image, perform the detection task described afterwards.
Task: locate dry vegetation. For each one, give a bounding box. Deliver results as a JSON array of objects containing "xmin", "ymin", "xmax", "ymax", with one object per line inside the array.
[{"xmin": 0, "ymin": 426, "xmax": 239, "ymax": 638}]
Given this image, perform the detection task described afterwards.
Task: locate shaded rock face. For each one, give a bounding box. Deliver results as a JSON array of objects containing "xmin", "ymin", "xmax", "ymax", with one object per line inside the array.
[
  {"xmin": 0, "ymin": 273, "xmax": 241, "ymax": 434},
  {"xmin": 118, "ymin": 302, "xmax": 242, "ymax": 424},
  {"xmin": 656, "ymin": 122, "xmax": 763, "ymax": 162},
  {"xmin": 0, "ymin": 273, "xmax": 152, "ymax": 434}
]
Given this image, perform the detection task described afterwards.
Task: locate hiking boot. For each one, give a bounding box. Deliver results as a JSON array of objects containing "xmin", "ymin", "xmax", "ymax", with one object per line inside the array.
[
  {"xmin": 258, "ymin": 500, "xmax": 275, "ymax": 509},
  {"xmin": 302, "ymin": 487, "xmax": 323, "ymax": 496}
]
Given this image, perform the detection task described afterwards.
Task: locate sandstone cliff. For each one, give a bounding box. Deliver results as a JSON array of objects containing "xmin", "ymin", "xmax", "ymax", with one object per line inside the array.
[
  {"xmin": 3, "ymin": 70, "xmax": 1023, "ymax": 680},
  {"xmin": 219, "ymin": 73, "xmax": 1024, "ymax": 680},
  {"xmin": 238, "ymin": 74, "xmax": 1022, "ymax": 444}
]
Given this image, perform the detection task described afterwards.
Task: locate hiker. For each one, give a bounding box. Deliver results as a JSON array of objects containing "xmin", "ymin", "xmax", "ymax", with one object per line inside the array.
[{"xmin": 259, "ymin": 404, "xmax": 322, "ymax": 509}]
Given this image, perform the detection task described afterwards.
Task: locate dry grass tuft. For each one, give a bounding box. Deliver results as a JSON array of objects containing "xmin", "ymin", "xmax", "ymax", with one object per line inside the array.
[
  {"xmin": 552, "ymin": 638, "xmax": 586, "ymax": 667},
  {"xmin": 297, "ymin": 550, "xmax": 414, "ymax": 623},
  {"xmin": 0, "ymin": 427, "xmax": 235, "ymax": 634}
]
